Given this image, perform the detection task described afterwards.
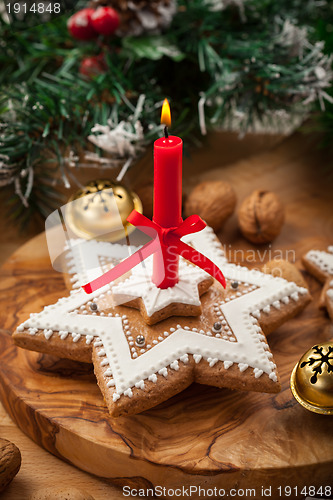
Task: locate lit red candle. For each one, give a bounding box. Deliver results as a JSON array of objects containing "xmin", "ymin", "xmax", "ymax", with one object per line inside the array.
[
  {"xmin": 152, "ymin": 99, "xmax": 183, "ymax": 288},
  {"xmin": 81, "ymin": 99, "xmax": 227, "ymax": 296}
]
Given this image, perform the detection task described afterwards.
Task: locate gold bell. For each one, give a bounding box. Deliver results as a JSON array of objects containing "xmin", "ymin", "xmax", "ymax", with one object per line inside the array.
[
  {"xmin": 290, "ymin": 341, "xmax": 333, "ymax": 415},
  {"xmin": 66, "ymin": 179, "xmax": 142, "ymax": 242}
]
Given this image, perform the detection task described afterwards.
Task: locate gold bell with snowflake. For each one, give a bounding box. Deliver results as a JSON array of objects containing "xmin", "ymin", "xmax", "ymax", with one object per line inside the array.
[
  {"xmin": 290, "ymin": 341, "xmax": 333, "ymax": 415},
  {"xmin": 66, "ymin": 179, "xmax": 142, "ymax": 242}
]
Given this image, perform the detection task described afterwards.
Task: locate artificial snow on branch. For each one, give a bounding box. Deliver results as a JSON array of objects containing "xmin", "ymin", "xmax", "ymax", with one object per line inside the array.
[
  {"xmin": 88, "ymin": 120, "xmax": 145, "ymax": 159},
  {"xmin": 86, "ymin": 95, "xmax": 163, "ymax": 176}
]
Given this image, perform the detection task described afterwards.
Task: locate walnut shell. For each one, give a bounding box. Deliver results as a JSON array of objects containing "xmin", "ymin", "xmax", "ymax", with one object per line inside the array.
[
  {"xmin": 184, "ymin": 181, "xmax": 237, "ymax": 232},
  {"xmin": 29, "ymin": 487, "xmax": 95, "ymax": 500},
  {"xmin": 0, "ymin": 438, "xmax": 21, "ymax": 492},
  {"xmin": 238, "ymin": 190, "xmax": 285, "ymax": 244}
]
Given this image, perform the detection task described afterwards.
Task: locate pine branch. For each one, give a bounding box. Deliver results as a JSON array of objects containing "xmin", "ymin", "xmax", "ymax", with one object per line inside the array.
[{"xmin": 0, "ymin": 0, "xmax": 332, "ymax": 223}]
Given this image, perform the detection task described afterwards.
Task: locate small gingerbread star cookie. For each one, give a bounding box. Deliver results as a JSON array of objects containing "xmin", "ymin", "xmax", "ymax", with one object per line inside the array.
[
  {"xmin": 302, "ymin": 246, "xmax": 333, "ymax": 321},
  {"xmin": 112, "ymin": 258, "xmax": 213, "ymax": 325}
]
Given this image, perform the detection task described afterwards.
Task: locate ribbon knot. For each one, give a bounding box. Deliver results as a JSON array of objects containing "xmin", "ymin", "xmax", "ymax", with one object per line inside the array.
[
  {"xmin": 160, "ymin": 226, "xmax": 176, "ymax": 245},
  {"xmin": 82, "ymin": 210, "xmax": 225, "ymax": 294},
  {"xmin": 127, "ymin": 212, "xmax": 206, "ymax": 245}
]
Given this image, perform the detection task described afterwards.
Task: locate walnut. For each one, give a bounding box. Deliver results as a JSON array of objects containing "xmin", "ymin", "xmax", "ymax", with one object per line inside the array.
[
  {"xmin": 238, "ymin": 190, "xmax": 285, "ymax": 244},
  {"xmin": 0, "ymin": 438, "xmax": 21, "ymax": 492},
  {"xmin": 184, "ymin": 181, "xmax": 237, "ymax": 232}
]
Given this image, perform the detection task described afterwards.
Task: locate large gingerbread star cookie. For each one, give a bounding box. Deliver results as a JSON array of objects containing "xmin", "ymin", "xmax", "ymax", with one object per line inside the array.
[
  {"xmin": 302, "ymin": 246, "xmax": 333, "ymax": 321},
  {"xmin": 13, "ymin": 227, "xmax": 311, "ymax": 416}
]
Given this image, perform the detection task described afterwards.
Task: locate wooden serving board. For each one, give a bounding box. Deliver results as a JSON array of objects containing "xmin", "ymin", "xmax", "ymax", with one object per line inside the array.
[
  {"xmin": 0, "ymin": 233, "xmax": 332, "ymax": 497},
  {"xmin": 1, "ymin": 132, "xmax": 333, "ymax": 497}
]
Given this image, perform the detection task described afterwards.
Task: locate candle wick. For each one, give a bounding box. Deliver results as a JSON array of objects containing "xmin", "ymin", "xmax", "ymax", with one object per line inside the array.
[{"xmin": 164, "ymin": 126, "xmax": 169, "ymax": 139}]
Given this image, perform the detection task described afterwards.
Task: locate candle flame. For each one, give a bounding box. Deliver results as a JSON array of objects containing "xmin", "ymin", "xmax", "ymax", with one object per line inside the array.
[{"xmin": 161, "ymin": 98, "xmax": 171, "ymax": 128}]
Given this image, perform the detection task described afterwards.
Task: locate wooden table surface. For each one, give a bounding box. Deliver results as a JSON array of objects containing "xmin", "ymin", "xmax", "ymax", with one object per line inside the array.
[{"xmin": 0, "ymin": 130, "xmax": 332, "ymax": 500}]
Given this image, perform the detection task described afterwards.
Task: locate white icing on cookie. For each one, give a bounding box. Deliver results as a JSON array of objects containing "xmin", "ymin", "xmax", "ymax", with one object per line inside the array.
[
  {"xmin": 111, "ymin": 257, "xmax": 209, "ymax": 316},
  {"xmin": 65, "ymin": 238, "xmax": 138, "ymax": 290},
  {"xmin": 254, "ymin": 368, "xmax": 263, "ymax": 378},
  {"xmin": 238, "ymin": 363, "xmax": 249, "ymax": 372},
  {"xmin": 306, "ymin": 249, "xmax": 333, "ymax": 275},
  {"xmin": 17, "ymin": 289, "xmax": 121, "ymax": 340}
]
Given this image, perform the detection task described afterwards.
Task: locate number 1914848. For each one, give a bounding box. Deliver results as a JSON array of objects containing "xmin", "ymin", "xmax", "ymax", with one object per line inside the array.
[
  {"xmin": 6, "ymin": 3, "xmax": 61, "ymax": 14},
  {"xmin": 277, "ymin": 485, "xmax": 332, "ymax": 497}
]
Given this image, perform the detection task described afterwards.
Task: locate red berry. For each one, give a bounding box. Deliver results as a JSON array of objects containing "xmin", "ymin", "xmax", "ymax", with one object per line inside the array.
[
  {"xmin": 79, "ymin": 55, "xmax": 107, "ymax": 79},
  {"xmin": 68, "ymin": 8, "xmax": 96, "ymax": 41},
  {"xmin": 91, "ymin": 7, "xmax": 120, "ymax": 36}
]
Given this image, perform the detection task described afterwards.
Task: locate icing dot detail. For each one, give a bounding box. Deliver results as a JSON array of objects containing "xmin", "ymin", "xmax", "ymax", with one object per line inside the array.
[
  {"xmin": 238, "ymin": 363, "xmax": 248, "ymax": 372},
  {"xmin": 158, "ymin": 367, "xmax": 168, "ymax": 378},
  {"xmin": 193, "ymin": 354, "xmax": 202, "ymax": 364}
]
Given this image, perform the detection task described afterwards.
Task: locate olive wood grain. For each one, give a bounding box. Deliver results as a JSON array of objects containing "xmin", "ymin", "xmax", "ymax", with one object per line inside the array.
[{"xmin": 0, "ymin": 131, "xmax": 333, "ymax": 498}]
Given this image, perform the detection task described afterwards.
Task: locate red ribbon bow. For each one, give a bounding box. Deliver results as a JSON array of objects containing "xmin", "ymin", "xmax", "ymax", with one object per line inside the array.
[{"xmin": 82, "ymin": 211, "xmax": 226, "ymax": 294}]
